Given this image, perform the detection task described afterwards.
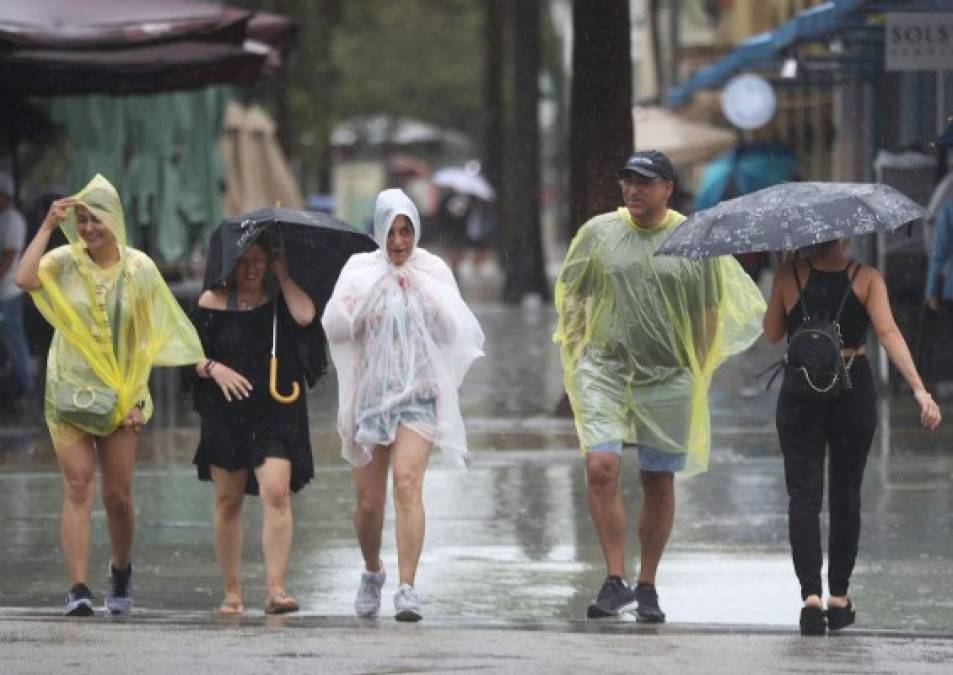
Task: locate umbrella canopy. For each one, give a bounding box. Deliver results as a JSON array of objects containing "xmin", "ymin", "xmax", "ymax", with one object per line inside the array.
[
  {"xmin": 0, "ymin": 0, "xmax": 293, "ymax": 95},
  {"xmin": 632, "ymin": 106, "xmax": 737, "ymax": 166},
  {"xmin": 220, "ymin": 103, "xmax": 305, "ymax": 217},
  {"xmin": 694, "ymin": 142, "xmax": 800, "ymax": 211},
  {"xmin": 656, "ymin": 182, "xmax": 927, "ymax": 260},
  {"xmin": 204, "ymin": 207, "xmax": 377, "ymax": 304},
  {"xmin": 432, "ymin": 167, "xmax": 495, "ymax": 201}
]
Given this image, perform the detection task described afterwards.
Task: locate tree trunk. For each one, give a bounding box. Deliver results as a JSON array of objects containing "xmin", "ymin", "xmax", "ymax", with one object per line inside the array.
[
  {"xmin": 504, "ymin": 0, "xmax": 550, "ymax": 302},
  {"xmin": 568, "ymin": 0, "xmax": 633, "ymax": 236},
  {"xmin": 485, "ymin": 0, "xmax": 506, "ymax": 263},
  {"xmin": 649, "ymin": 0, "xmax": 665, "ymax": 102}
]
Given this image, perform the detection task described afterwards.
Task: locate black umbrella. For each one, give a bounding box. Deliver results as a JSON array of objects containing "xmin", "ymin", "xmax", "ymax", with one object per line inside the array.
[
  {"xmin": 204, "ymin": 207, "xmax": 377, "ymax": 402},
  {"xmin": 204, "ymin": 206, "xmax": 376, "ymax": 297},
  {"xmin": 655, "ymin": 182, "xmax": 927, "ymax": 260}
]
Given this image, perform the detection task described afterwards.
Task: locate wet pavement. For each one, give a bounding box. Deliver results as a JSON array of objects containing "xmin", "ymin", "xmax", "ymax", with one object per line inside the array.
[{"xmin": 2, "ymin": 300, "xmax": 952, "ymax": 672}]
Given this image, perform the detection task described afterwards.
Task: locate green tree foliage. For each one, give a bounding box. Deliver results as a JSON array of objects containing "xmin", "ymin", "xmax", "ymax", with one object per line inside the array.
[
  {"xmin": 234, "ymin": 0, "xmax": 487, "ymax": 193},
  {"xmin": 332, "ymin": 1, "xmax": 486, "ymax": 145}
]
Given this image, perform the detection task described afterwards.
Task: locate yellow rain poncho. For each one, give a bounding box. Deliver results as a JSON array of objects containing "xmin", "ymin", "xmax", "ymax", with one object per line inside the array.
[
  {"xmin": 31, "ymin": 174, "xmax": 205, "ymax": 447},
  {"xmin": 554, "ymin": 207, "xmax": 765, "ymax": 474}
]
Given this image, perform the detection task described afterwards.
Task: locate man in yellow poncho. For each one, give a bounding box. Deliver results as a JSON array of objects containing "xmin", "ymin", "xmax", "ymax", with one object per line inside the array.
[
  {"xmin": 554, "ymin": 151, "xmax": 764, "ymax": 622},
  {"xmin": 16, "ymin": 174, "xmax": 205, "ymax": 617}
]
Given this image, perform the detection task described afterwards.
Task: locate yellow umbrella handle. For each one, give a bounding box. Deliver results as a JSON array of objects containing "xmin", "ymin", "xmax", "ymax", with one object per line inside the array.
[{"xmin": 269, "ymin": 356, "xmax": 300, "ymax": 404}]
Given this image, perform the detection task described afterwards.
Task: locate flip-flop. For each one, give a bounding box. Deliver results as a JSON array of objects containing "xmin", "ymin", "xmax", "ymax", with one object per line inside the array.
[
  {"xmin": 217, "ymin": 599, "xmax": 244, "ymax": 615},
  {"xmin": 265, "ymin": 593, "xmax": 299, "ymax": 615}
]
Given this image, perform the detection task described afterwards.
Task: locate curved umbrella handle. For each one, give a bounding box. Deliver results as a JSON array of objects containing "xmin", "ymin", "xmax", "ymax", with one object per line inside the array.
[{"xmin": 269, "ymin": 356, "xmax": 300, "ymax": 404}]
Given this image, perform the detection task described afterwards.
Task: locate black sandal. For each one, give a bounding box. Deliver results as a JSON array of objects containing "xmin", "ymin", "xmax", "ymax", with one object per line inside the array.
[
  {"xmin": 826, "ymin": 599, "xmax": 856, "ymax": 631},
  {"xmin": 800, "ymin": 605, "xmax": 826, "ymax": 636}
]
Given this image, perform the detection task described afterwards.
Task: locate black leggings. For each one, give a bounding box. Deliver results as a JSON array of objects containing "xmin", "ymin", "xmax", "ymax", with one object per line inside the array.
[{"xmin": 776, "ymin": 357, "xmax": 877, "ymax": 600}]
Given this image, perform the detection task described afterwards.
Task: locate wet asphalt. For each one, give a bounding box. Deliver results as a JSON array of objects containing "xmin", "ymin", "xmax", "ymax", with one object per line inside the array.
[{"xmin": 1, "ymin": 298, "xmax": 952, "ymax": 672}]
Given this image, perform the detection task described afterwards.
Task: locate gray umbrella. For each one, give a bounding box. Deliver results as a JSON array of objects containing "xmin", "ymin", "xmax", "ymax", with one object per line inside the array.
[{"xmin": 655, "ymin": 182, "xmax": 927, "ymax": 259}]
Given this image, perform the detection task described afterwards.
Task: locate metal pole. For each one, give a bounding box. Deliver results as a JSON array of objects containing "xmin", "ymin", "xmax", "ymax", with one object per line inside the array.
[
  {"xmin": 939, "ymin": 69, "xmax": 947, "ymax": 136},
  {"xmin": 669, "ymin": 0, "xmax": 681, "ymax": 90}
]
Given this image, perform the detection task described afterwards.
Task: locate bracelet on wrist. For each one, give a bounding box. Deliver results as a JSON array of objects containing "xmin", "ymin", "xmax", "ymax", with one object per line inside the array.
[{"xmin": 204, "ymin": 360, "xmax": 216, "ymax": 377}]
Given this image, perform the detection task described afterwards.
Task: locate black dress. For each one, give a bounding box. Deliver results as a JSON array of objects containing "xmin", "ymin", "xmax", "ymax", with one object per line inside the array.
[{"xmin": 192, "ymin": 294, "xmax": 314, "ymax": 495}]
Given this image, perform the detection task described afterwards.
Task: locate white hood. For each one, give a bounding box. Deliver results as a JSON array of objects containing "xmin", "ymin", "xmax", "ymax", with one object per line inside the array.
[{"xmin": 373, "ymin": 188, "xmax": 421, "ymax": 260}]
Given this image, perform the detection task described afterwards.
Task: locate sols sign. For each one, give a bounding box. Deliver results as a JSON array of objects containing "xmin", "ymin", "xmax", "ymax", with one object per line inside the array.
[{"xmin": 886, "ymin": 13, "xmax": 953, "ymax": 71}]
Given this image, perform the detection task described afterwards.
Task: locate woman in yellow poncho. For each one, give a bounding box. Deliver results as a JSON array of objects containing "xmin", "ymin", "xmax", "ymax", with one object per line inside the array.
[{"xmin": 15, "ymin": 174, "xmax": 205, "ymax": 617}]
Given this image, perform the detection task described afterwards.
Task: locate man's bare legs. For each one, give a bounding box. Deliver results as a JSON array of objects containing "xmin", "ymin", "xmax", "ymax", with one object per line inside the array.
[
  {"xmin": 635, "ymin": 470, "xmax": 675, "ymax": 585},
  {"xmin": 585, "ymin": 452, "xmax": 627, "ymax": 578}
]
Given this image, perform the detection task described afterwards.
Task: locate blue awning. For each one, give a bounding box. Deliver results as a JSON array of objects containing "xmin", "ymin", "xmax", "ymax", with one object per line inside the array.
[{"xmin": 667, "ymin": 0, "xmax": 949, "ymax": 107}]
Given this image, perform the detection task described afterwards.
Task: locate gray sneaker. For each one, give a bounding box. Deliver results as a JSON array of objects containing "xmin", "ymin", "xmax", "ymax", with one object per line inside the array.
[
  {"xmin": 394, "ymin": 583, "xmax": 422, "ymax": 622},
  {"xmin": 104, "ymin": 562, "xmax": 133, "ymax": 616},
  {"xmin": 65, "ymin": 583, "xmax": 94, "ymax": 617},
  {"xmin": 587, "ymin": 576, "xmax": 638, "ymax": 618},
  {"xmin": 634, "ymin": 582, "xmax": 666, "ymax": 624},
  {"xmin": 355, "ymin": 561, "xmax": 386, "ymax": 617}
]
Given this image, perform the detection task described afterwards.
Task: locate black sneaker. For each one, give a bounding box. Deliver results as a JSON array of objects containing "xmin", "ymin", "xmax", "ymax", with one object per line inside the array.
[
  {"xmin": 634, "ymin": 582, "xmax": 666, "ymax": 623},
  {"xmin": 65, "ymin": 583, "xmax": 94, "ymax": 617},
  {"xmin": 586, "ymin": 576, "xmax": 638, "ymax": 618}
]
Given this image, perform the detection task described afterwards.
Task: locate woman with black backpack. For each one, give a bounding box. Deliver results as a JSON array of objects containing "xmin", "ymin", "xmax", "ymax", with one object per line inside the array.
[{"xmin": 763, "ymin": 238, "xmax": 941, "ymax": 636}]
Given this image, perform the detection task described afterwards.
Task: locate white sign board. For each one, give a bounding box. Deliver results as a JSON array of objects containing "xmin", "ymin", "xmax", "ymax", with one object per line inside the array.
[{"xmin": 886, "ymin": 13, "xmax": 953, "ymax": 71}]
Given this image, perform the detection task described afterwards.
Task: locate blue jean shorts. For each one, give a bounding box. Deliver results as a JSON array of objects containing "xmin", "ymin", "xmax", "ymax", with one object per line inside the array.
[
  {"xmin": 355, "ymin": 394, "xmax": 437, "ymax": 448},
  {"xmin": 588, "ymin": 440, "xmax": 686, "ymax": 473}
]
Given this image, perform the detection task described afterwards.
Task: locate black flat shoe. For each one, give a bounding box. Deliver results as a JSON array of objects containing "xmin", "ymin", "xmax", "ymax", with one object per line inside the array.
[
  {"xmin": 826, "ymin": 599, "xmax": 856, "ymax": 631},
  {"xmin": 800, "ymin": 605, "xmax": 826, "ymax": 636}
]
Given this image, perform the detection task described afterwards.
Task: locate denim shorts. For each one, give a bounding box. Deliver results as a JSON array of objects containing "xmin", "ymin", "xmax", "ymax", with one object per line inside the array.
[
  {"xmin": 355, "ymin": 393, "xmax": 437, "ymax": 447},
  {"xmin": 588, "ymin": 440, "xmax": 686, "ymax": 473}
]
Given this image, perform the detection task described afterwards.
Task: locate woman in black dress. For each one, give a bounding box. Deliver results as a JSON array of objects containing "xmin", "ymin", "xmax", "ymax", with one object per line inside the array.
[{"xmin": 192, "ymin": 240, "xmax": 316, "ymax": 615}]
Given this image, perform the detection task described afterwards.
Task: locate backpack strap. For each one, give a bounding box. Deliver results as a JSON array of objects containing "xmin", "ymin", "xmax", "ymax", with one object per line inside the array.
[
  {"xmin": 791, "ymin": 260, "xmax": 811, "ymax": 319},
  {"xmin": 832, "ymin": 262, "xmax": 862, "ymax": 323}
]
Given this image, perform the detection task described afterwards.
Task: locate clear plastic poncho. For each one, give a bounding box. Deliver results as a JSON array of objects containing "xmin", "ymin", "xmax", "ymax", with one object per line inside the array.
[
  {"xmin": 322, "ymin": 189, "xmax": 485, "ymax": 467},
  {"xmin": 31, "ymin": 174, "xmax": 205, "ymax": 440},
  {"xmin": 554, "ymin": 207, "xmax": 765, "ymax": 474}
]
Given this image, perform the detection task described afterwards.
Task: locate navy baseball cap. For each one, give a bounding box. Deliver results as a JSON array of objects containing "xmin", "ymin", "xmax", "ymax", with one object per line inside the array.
[{"xmin": 618, "ymin": 150, "xmax": 675, "ymax": 182}]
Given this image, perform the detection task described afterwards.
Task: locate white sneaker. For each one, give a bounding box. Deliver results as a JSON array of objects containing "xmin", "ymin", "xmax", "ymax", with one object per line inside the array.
[
  {"xmin": 393, "ymin": 583, "xmax": 422, "ymax": 622},
  {"xmin": 104, "ymin": 562, "xmax": 133, "ymax": 616},
  {"xmin": 354, "ymin": 561, "xmax": 386, "ymax": 617}
]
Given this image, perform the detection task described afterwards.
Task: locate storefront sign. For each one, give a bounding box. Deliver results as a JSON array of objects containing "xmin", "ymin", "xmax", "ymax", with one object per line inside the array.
[{"xmin": 886, "ymin": 13, "xmax": 953, "ymax": 71}]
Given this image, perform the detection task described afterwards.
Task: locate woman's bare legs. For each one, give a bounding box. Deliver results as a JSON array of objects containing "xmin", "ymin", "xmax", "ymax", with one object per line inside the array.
[
  {"xmin": 391, "ymin": 426, "xmax": 432, "ymax": 587},
  {"xmin": 255, "ymin": 458, "xmax": 295, "ymax": 606},
  {"xmin": 352, "ymin": 446, "xmax": 390, "ymax": 573},
  {"xmin": 56, "ymin": 435, "xmax": 97, "ymax": 586},
  {"xmin": 97, "ymin": 428, "xmax": 139, "ymax": 571},
  {"xmin": 210, "ymin": 466, "xmax": 247, "ymax": 611}
]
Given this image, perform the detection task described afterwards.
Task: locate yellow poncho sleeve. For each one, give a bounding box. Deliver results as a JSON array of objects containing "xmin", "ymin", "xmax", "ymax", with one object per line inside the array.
[{"xmin": 554, "ymin": 209, "xmax": 765, "ymax": 474}]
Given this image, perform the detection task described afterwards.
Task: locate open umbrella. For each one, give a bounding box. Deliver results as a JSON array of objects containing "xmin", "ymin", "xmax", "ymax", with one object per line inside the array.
[
  {"xmin": 432, "ymin": 167, "xmax": 496, "ymax": 201},
  {"xmin": 204, "ymin": 207, "xmax": 377, "ymax": 402},
  {"xmin": 656, "ymin": 182, "xmax": 927, "ymax": 260}
]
